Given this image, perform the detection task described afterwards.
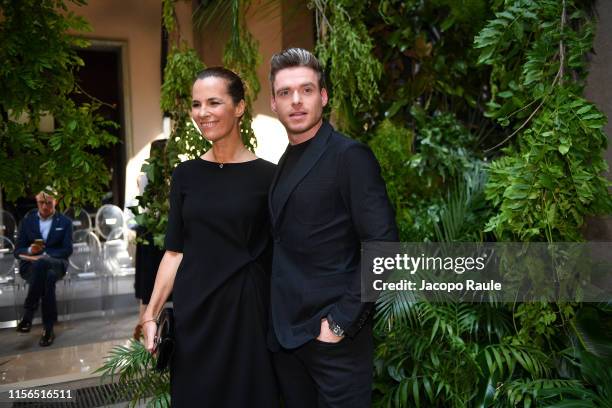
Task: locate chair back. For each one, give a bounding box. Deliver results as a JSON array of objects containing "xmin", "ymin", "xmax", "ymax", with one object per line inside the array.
[
  {"xmin": 103, "ymin": 237, "xmax": 134, "ymax": 276},
  {"xmin": 68, "ymin": 230, "xmax": 102, "ymax": 277},
  {"xmin": 0, "ymin": 236, "xmax": 16, "ymax": 284},
  {"xmin": 95, "ymin": 205, "xmax": 125, "ymax": 241},
  {"xmin": 0, "ymin": 210, "xmax": 17, "ymax": 241},
  {"xmin": 64, "ymin": 207, "xmax": 92, "ymax": 231}
]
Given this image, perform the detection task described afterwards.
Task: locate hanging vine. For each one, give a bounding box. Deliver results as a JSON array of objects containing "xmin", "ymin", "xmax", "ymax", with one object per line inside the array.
[
  {"xmin": 474, "ymin": 2, "xmax": 612, "ymax": 406},
  {"xmin": 222, "ymin": 0, "xmax": 260, "ymax": 150},
  {"xmin": 475, "ymin": 0, "xmax": 611, "ymax": 242},
  {"xmin": 129, "ymin": 0, "xmax": 206, "ymax": 247},
  {"xmin": 311, "ymin": 0, "xmax": 382, "ymax": 136}
]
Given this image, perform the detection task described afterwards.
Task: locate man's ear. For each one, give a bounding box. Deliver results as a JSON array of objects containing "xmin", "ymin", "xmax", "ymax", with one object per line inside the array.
[
  {"xmin": 321, "ymin": 88, "xmax": 329, "ymax": 107},
  {"xmin": 271, "ymin": 95, "xmax": 277, "ymax": 113}
]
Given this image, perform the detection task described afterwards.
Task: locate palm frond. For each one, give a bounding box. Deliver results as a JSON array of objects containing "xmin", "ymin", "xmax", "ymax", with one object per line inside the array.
[
  {"xmin": 193, "ymin": 0, "xmax": 279, "ymax": 31},
  {"xmin": 480, "ymin": 344, "xmax": 551, "ymax": 379},
  {"xmin": 494, "ymin": 379, "xmax": 583, "ymax": 408},
  {"xmin": 375, "ymin": 289, "xmax": 421, "ymax": 331},
  {"xmin": 95, "ymin": 340, "xmax": 170, "ymax": 407},
  {"xmin": 434, "ymin": 162, "xmax": 489, "ymax": 243}
]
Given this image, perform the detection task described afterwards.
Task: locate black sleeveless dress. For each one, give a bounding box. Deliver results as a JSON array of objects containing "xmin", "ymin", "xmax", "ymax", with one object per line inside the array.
[{"xmin": 164, "ymin": 158, "xmax": 279, "ymax": 407}]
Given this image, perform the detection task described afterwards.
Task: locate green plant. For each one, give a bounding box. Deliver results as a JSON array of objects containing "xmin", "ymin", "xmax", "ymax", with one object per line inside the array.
[
  {"xmin": 222, "ymin": 0, "xmax": 261, "ymax": 149},
  {"xmin": 373, "ymin": 168, "xmax": 503, "ymax": 408},
  {"xmin": 472, "ymin": 1, "xmax": 612, "ymax": 406},
  {"xmin": 130, "ymin": 45, "xmax": 206, "ymax": 248},
  {"xmin": 0, "ymin": 0, "xmax": 118, "ymax": 207},
  {"xmin": 192, "ymin": 0, "xmax": 262, "ymax": 149},
  {"xmin": 475, "ymin": 0, "xmax": 611, "ymax": 242},
  {"xmin": 369, "ymin": 119, "xmax": 415, "ymax": 239},
  {"xmin": 537, "ymin": 351, "xmax": 612, "ymax": 407},
  {"xmin": 95, "ymin": 340, "xmax": 170, "ymax": 407},
  {"xmin": 312, "ymin": 0, "xmax": 382, "ymax": 136},
  {"xmin": 370, "ymin": 112, "xmax": 485, "ymax": 242},
  {"xmin": 371, "ymin": 0, "xmax": 493, "ymax": 125}
]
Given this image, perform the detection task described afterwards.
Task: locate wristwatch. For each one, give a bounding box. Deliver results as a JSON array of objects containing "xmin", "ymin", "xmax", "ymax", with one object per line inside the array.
[{"xmin": 326, "ymin": 314, "xmax": 345, "ymax": 337}]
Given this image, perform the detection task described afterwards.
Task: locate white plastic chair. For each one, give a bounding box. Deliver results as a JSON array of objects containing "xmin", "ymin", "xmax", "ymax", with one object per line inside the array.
[
  {"xmin": 0, "ymin": 210, "xmax": 17, "ymax": 242},
  {"xmin": 0, "ymin": 236, "xmax": 19, "ymax": 325},
  {"xmin": 95, "ymin": 205, "xmax": 125, "ymax": 241},
  {"xmin": 64, "ymin": 230, "xmax": 104, "ymax": 321},
  {"xmin": 0, "ymin": 236, "xmax": 16, "ymax": 284},
  {"xmin": 64, "ymin": 207, "xmax": 92, "ymax": 231}
]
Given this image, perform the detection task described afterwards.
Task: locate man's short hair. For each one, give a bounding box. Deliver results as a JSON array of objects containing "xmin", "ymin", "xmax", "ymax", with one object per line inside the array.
[
  {"xmin": 37, "ymin": 186, "xmax": 58, "ymax": 200},
  {"xmin": 269, "ymin": 48, "xmax": 326, "ymax": 92}
]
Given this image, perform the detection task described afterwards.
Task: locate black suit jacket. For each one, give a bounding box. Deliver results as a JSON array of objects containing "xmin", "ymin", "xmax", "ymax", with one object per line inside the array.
[{"xmin": 269, "ymin": 121, "xmax": 398, "ymax": 349}]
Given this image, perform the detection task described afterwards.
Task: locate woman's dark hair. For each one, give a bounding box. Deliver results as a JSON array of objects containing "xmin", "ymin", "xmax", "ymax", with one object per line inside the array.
[{"xmin": 194, "ymin": 67, "xmax": 245, "ymax": 105}]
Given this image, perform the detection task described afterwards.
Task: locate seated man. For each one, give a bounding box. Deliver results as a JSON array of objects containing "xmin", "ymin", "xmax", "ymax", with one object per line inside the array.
[{"xmin": 13, "ymin": 187, "xmax": 73, "ymax": 346}]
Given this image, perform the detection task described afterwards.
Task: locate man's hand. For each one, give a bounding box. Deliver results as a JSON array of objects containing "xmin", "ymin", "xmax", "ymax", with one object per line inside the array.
[
  {"xmin": 30, "ymin": 243, "xmax": 44, "ymax": 255},
  {"xmin": 316, "ymin": 318, "xmax": 344, "ymax": 343}
]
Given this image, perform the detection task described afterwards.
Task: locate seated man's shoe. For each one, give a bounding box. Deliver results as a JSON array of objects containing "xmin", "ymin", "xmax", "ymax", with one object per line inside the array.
[
  {"xmin": 39, "ymin": 329, "xmax": 55, "ymax": 347},
  {"xmin": 16, "ymin": 320, "xmax": 32, "ymax": 333}
]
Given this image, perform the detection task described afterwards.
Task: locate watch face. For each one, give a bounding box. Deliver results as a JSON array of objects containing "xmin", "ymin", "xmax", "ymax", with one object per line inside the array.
[
  {"xmin": 327, "ymin": 315, "xmax": 344, "ymax": 336},
  {"xmin": 330, "ymin": 323, "xmax": 343, "ymax": 337}
]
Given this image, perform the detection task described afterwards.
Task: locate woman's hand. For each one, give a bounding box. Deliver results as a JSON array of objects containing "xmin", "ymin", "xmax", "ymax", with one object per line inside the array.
[{"xmin": 142, "ymin": 319, "xmax": 158, "ymax": 353}]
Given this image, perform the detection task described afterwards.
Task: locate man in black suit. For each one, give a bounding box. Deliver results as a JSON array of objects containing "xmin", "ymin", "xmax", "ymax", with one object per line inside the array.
[
  {"xmin": 268, "ymin": 48, "xmax": 398, "ymax": 407},
  {"xmin": 14, "ymin": 187, "xmax": 73, "ymax": 346}
]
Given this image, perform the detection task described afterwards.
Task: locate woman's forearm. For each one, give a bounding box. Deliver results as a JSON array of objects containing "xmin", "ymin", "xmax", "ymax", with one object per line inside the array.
[{"xmin": 142, "ymin": 250, "xmax": 182, "ymax": 322}]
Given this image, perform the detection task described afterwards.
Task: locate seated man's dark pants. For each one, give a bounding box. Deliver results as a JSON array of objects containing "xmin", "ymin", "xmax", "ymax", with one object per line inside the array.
[{"xmin": 20, "ymin": 258, "xmax": 66, "ymax": 330}]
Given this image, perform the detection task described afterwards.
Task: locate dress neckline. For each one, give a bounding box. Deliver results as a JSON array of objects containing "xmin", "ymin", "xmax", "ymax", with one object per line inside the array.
[{"xmin": 197, "ymin": 157, "xmax": 262, "ymax": 168}]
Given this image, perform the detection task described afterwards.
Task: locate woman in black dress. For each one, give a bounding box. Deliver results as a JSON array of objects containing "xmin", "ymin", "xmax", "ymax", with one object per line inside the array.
[{"xmin": 142, "ymin": 67, "xmax": 279, "ymax": 407}]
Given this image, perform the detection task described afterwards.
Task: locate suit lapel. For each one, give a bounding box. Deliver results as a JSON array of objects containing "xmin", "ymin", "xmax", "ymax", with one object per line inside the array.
[
  {"xmin": 268, "ymin": 149, "xmax": 289, "ymax": 224},
  {"xmin": 269, "ymin": 121, "xmax": 332, "ymax": 229}
]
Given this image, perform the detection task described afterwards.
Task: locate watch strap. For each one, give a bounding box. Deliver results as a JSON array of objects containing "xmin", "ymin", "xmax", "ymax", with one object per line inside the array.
[{"xmin": 326, "ymin": 314, "xmax": 345, "ymax": 337}]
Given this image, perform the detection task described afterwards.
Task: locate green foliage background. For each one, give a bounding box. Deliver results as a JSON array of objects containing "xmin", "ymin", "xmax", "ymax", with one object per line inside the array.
[
  {"xmin": 313, "ymin": 0, "xmax": 612, "ymax": 407},
  {"xmin": 0, "ymin": 0, "xmax": 118, "ymax": 208}
]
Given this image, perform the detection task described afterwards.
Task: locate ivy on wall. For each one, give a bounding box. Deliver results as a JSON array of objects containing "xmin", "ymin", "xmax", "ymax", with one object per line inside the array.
[{"xmin": 475, "ymin": 0, "xmax": 611, "ymax": 242}]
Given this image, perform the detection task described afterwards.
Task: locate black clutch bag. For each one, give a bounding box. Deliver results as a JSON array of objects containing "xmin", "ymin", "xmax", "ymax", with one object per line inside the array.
[{"xmin": 154, "ymin": 307, "xmax": 175, "ymax": 372}]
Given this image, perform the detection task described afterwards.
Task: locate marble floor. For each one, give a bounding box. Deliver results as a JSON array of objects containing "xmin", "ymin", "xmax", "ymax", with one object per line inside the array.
[{"xmin": 0, "ymin": 311, "xmax": 138, "ymax": 391}]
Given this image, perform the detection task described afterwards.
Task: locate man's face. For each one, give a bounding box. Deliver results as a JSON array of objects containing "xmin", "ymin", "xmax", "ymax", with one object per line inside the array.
[
  {"xmin": 271, "ymin": 67, "xmax": 328, "ymax": 139},
  {"xmin": 36, "ymin": 194, "xmax": 56, "ymax": 219}
]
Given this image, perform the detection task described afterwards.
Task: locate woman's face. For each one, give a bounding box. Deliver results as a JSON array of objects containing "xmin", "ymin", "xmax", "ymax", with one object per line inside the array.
[{"xmin": 191, "ymin": 77, "xmax": 245, "ymax": 143}]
